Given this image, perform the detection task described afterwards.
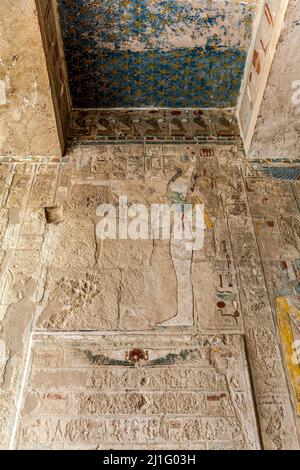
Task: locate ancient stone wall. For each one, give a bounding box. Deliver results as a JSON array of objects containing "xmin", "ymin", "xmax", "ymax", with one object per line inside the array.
[
  {"xmin": 58, "ymin": 0, "xmax": 257, "ymax": 108},
  {"xmin": 249, "ymin": 0, "xmax": 300, "ymax": 159},
  {"xmin": 0, "ymin": 0, "xmax": 61, "ymax": 157},
  {"xmin": 0, "ymin": 144, "xmax": 299, "ymax": 449},
  {"xmin": 237, "ymin": 0, "xmax": 289, "ymax": 154}
]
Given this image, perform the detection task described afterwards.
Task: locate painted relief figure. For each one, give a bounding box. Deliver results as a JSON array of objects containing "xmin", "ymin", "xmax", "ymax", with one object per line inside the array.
[
  {"xmin": 1, "ymin": 0, "xmax": 300, "ymax": 453},
  {"xmin": 276, "ymin": 260, "xmax": 300, "ymax": 414}
]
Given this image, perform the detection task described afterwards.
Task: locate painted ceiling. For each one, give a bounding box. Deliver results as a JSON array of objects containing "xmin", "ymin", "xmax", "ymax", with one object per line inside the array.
[{"xmin": 59, "ymin": 0, "xmax": 257, "ymax": 108}]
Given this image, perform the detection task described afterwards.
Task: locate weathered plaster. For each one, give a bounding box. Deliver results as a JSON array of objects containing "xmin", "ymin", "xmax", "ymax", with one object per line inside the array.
[
  {"xmin": 17, "ymin": 334, "xmax": 260, "ymax": 450},
  {"xmin": 237, "ymin": 0, "xmax": 290, "ymax": 154},
  {"xmin": 59, "ymin": 0, "xmax": 257, "ymax": 108},
  {"xmin": 249, "ymin": 0, "xmax": 300, "ymax": 159},
  {"xmin": 69, "ymin": 108, "xmax": 240, "ymax": 145},
  {"xmin": 1, "ymin": 145, "xmax": 300, "ymax": 449},
  {"xmin": 1, "ymin": 1, "xmax": 300, "ymax": 451},
  {"xmin": 0, "ymin": 0, "xmax": 61, "ymax": 157}
]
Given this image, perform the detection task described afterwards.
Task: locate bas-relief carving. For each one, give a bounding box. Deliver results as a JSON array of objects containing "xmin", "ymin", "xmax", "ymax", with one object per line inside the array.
[
  {"xmin": 275, "ymin": 260, "xmax": 300, "ymax": 415},
  {"xmin": 16, "ymin": 335, "xmax": 260, "ymax": 450},
  {"xmin": 237, "ymin": 0, "xmax": 289, "ymax": 154},
  {"xmin": 248, "ymin": 1, "xmax": 300, "ymax": 160},
  {"xmin": 0, "ymin": 0, "xmax": 61, "ymax": 156},
  {"xmin": 69, "ymin": 109, "xmax": 240, "ymax": 145},
  {"xmin": 0, "ymin": 146, "xmax": 300, "ymax": 449},
  {"xmin": 246, "ymin": 326, "xmax": 299, "ymax": 450},
  {"xmin": 35, "ymin": 146, "xmax": 245, "ymax": 333},
  {"xmin": 244, "ymin": 169, "xmax": 300, "ymax": 447}
]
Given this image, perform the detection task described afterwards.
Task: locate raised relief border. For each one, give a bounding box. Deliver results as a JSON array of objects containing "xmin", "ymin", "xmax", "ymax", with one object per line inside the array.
[
  {"xmin": 69, "ymin": 109, "xmax": 240, "ymax": 145},
  {"xmin": 15, "ymin": 334, "xmax": 260, "ymax": 450}
]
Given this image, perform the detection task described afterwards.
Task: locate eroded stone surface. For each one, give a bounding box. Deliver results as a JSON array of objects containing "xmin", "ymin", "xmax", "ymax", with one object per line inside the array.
[
  {"xmin": 0, "ymin": 0, "xmax": 61, "ymax": 157},
  {"xmin": 16, "ymin": 334, "xmax": 259, "ymax": 450},
  {"xmin": 249, "ymin": 0, "xmax": 300, "ymax": 159},
  {"xmin": 0, "ymin": 145, "xmax": 300, "ymax": 449}
]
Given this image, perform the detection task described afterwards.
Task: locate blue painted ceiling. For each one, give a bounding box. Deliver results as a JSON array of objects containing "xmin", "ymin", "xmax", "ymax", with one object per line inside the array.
[{"xmin": 59, "ymin": 0, "xmax": 257, "ymax": 108}]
